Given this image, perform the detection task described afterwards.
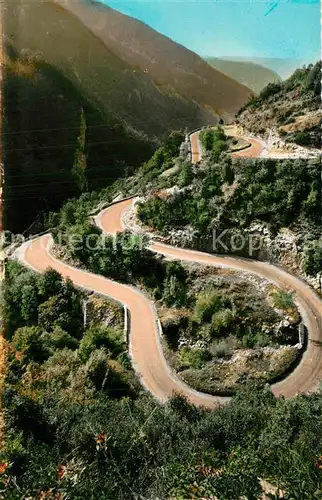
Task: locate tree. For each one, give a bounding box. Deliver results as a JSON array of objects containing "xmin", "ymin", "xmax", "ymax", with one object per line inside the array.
[
  {"xmin": 302, "ymin": 240, "xmax": 322, "ymax": 276},
  {"xmin": 222, "ymin": 160, "xmax": 235, "ymax": 185},
  {"xmin": 200, "ymin": 128, "xmax": 215, "ymax": 151},
  {"xmin": 305, "ymin": 61, "xmax": 321, "ymax": 95},
  {"xmin": 212, "ymin": 139, "xmax": 228, "ymax": 161},
  {"xmin": 38, "ymin": 279, "xmax": 83, "ymax": 338},
  {"xmin": 78, "ymin": 324, "xmax": 124, "ymax": 362},
  {"xmin": 12, "ymin": 326, "xmax": 49, "ymax": 362},
  {"xmin": 162, "ymin": 261, "xmax": 188, "ymax": 307},
  {"xmin": 303, "ymin": 181, "xmax": 320, "ymax": 222},
  {"xmin": 39, "ymin": 269, "xmax": 63, "ymax": 299},
  {"xmin": 2, "ymin": 263, "xmax": 41, "ymax": 337},
  {"xmin": 293, "ymin": 131, "xmax": 311, "ymax": 146},
  {"xmin": 72, "ymin": 108, "xmax": 88, "ymax": 191},
  {"xmin": 20, "ymin": 283, "xmax": 39, "ymax": 323},
  {"xmin": 177, "ymin": 161, "xmax": 193, "ymax": 188},
  {"xmin": 42, "ymin": 327, "xmax": 79, "ymax": 351}
]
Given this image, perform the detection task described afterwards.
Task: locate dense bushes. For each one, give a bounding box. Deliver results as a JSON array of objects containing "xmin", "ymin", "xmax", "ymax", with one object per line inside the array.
[
  {"xmin": 137, "ymin": 131, "xmax": 184, "ymax": 182},
  {"xmin": 223, "ymin": 158, "xmax": 321, "ymax": 230},
  {"xmin": 292, "ymin": 131, "xmax": 312, "ymax": 146},
  {"xmin": 138, "ymin": 157, "xmax": 321, "ymax": 242},
  {"xmin": 200, "ymin": 126, "xmax": 229, "ymax": 161},
  {"xmin": 302, "ymin": 240, "xmax": 322, "ymax": 276},
  {"xmin": 2, "ymin": 382, "xmax": 322, "ymax": 498},
  {"xmin": 78, "ymin": 324, "xmax": 124, "ymax": 362},
  {"xmin": 3, "ymin": 263, "xmax": 84, "ymax": 339}
]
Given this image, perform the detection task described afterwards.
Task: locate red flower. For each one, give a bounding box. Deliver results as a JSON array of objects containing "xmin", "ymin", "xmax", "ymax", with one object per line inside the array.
[
  {"xmin": 198, "ymin": 465, "xmax": 222, "ymax": 477},
  {"xmin": 96, "ymin": 433, "xmax": 107, "ymax": 444},
  {"xmin": 0, "ymin": 463, "xmax": 8, "ymax": 474},
  {"xmin": 57, "ymin": 464, "xmax": 66, "ymax": 480}
]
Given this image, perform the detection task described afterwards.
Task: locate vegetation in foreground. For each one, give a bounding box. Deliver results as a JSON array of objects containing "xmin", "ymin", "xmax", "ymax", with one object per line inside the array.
[{"xmin": 1, "ymin": 262, "xmax": 322, "ymax": 498}]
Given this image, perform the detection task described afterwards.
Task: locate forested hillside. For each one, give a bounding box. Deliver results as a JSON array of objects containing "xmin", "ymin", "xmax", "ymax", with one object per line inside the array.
[
  {"xmin": 3, "ymin": 50, "xmax": 153, "ymax": 232},
  {"xmin": 3, "ymin": 0, "xmax": 252, "ymax": 231},
  {"xmin": 237, "ymin": 61, "xmax": 321, "ymax": 148}
]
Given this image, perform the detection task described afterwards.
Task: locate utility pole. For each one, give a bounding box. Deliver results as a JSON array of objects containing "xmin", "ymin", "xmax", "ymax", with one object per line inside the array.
[{"xmin": 83, "ymin": 299, "xmax": 88, "ymax": 327}]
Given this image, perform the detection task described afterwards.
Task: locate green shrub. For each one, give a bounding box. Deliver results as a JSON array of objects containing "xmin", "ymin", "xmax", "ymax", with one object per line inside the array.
[
  {"xmin": 193, "ymin": 291, "xmax": 231, "ymax": 324},
  {"xmin": 211, "ymin": 308, "xmax": 235, "ymax": 337},
  {"xmin": 179, "ymin": 347, "xmax": 210, "ymax": 369},
  {"xmin": 241, "ymin": 330, "xmax": 270, "ymax": 348},
  {"xmin": 292, "ymin": 131, "xmax": 311, "ymax": 146},
  {"xmin": 42, "ymin": 327, "xmax": 79, "ymax": 351},
  {"xmin": 200, "ymin": 126, "xmax": 228, "ymax": 161},
  {"xmin": 302, "ymin": 240, "xmax": 322, "ymax": 276},
  {"xmin": 11, "ymin": 326, "xmax": 50, "ymax": 362},
  {"xmin": 78, "ymin": 324, "xmax": 124, "ymax": 362},
  {"xmin": 271, "ymin": 290, "xmax": 295, "ymax": 310}
]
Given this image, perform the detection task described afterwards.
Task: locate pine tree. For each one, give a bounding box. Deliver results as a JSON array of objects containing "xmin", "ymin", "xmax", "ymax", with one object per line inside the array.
[{"xmin": 72, "ymin": 108, "xmax": 88, "ymax": 191}]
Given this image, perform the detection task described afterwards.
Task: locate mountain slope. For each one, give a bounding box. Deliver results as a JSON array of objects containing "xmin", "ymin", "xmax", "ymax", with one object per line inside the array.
[
  {"xmin": 5, "ymin": 0, "xmax": 251, "ymax": 136},
  {"xmin": 236, "ymin": 62, "xmax": 321, "ymax": 148},
  {"xmin": 3, "ymin": 0, "xmax": 201, "ymax": 138},
  {"xmin": 3, "ymin": 51, "xmax": 155, "ymax": 232},
  {"xmin": 227, "ymin": 57, "xmax": 311, "ymax": 80},
  {"xmin": 52, "ymin": 0, "xmax": 252, "ymax": 121},
  {"xmin": 206, "ymin": 58, "xmax": 281, "ymax": 94},
  {"xmin": 4, "ymin": 0, "xmax": 251, "ymax": 232}
]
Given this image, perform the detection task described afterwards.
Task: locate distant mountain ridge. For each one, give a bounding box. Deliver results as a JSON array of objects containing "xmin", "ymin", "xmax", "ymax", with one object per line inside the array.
[
  {"xmin": 206, "ymin": 58, "xmax": 281, "ymax": 94},
  {"xmin": 6, "ymin": 0, "xmax": 252, "ymax": 137},
  {"xmin": 4, "ymin": 0, "xmax": 251, "ymax": 231},
  {"xmin": 217, "ymin": 56, "xmax": 311, "ymax": 80},
  {"xmin": 52, "ymin": 0, "xmax": 251, "ymax": 123}
]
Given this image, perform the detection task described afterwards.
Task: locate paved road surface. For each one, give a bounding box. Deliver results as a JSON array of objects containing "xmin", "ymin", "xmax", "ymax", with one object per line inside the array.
[
  {"xmin": 95, "ymin": 199, "xmax": 322, "ymax": 399},
  {"xmin": 16, "ymin": 235, "xmax": 227, "ymax": 408},
  {"xmin": 231, "ymin": 135, "xmax": 265, "ymax": 158},
  {"xmin": 190, "ymin": 130, "xmax": 202, "ymax": 163},
  {"xmin": 14, "ymin": 199, "xmax": 322, "ymax": 407},
  {"xmin": 190, "ymin": 129, "xmax": 265, "ymax": 163}
]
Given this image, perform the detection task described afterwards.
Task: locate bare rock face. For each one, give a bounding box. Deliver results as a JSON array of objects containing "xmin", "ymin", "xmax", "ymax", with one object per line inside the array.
[{"xmin": 168, "ymin": 226, "xmax": 198, "ymax": 248}]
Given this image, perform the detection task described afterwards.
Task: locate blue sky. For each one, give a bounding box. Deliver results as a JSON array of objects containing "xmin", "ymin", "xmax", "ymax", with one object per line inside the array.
[{"xmin": 101, "ymin": 0, "xmax": 320, "ymax": 62}]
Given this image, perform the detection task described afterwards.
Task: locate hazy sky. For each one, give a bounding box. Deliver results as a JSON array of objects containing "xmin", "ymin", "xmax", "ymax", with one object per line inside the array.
[{"xmin": 102, "ymin": 0, "xmax": 320, "ymax": 62}]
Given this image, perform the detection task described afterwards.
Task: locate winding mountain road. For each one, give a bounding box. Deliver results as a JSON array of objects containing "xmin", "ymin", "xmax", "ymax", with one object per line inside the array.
[
  {"xmin": 190, "ymin": 129, "xmax": 265, "ymax": 163},
  {"xmin": 15, "ymin": 197, "xmax": 322, "ymax": 408}
]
